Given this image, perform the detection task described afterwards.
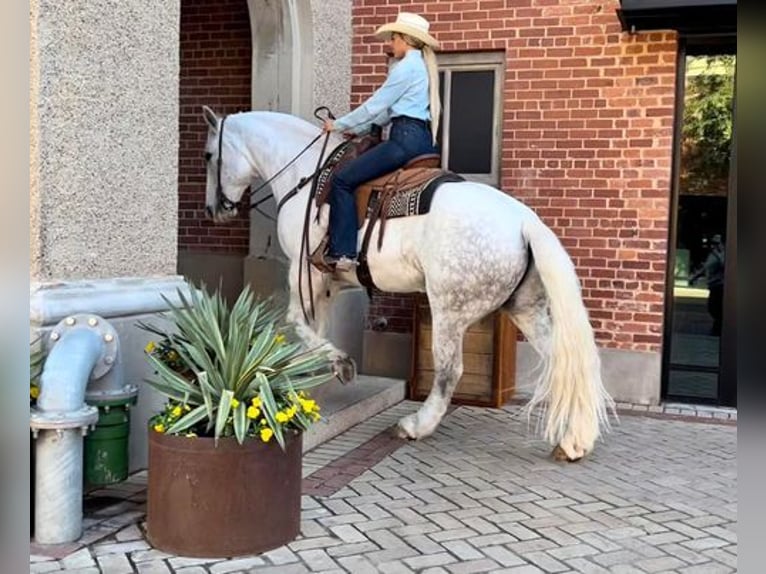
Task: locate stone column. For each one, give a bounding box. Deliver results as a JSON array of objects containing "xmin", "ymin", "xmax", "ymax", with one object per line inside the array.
[{"xmin": 30, "ymin": 0, "xmax": 185, "ymax": 471}]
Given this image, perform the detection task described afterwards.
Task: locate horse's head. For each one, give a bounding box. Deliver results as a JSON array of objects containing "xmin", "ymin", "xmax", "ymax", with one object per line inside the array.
[{"xmin": 202, "ymin": 106, "xmax": 252, "ymax": 223}]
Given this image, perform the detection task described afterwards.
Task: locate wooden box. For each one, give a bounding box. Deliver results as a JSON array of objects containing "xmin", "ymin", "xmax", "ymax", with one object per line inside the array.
[{"xmin": 408, "ymin": 297, "xmax": 518, "ymax": 408}]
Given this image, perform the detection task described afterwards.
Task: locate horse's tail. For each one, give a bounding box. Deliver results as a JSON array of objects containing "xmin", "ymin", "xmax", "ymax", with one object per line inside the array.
[{"xmin": 520, "ymin": 211, "xmax": 615, "ymax": 454}]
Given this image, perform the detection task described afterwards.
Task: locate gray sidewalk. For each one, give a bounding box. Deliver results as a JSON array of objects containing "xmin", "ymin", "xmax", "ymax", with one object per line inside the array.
[{"xmin": 31, "ymin": 401, "xmax": 737, "ymax": 573}]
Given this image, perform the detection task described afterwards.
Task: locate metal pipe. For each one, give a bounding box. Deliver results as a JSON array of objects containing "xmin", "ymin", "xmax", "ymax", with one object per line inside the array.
[
  {"xmin": 30, "ymin": 314, "xmax": 130, "ymax": 545},
  {"xmin": 37, "ymin": 329, "xmax": 103, "ymax": 413}
]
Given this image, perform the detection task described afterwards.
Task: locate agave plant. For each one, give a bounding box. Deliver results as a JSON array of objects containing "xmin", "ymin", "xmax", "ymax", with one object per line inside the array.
[{"xmin": 139, "ymin": 283, "xmax": 334, "ymax": 449}]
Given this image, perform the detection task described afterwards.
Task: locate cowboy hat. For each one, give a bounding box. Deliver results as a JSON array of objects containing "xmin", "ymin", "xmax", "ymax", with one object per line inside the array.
[{"xmin": 375, "ymin": 12, "xmax": 439, "ymax": 49}]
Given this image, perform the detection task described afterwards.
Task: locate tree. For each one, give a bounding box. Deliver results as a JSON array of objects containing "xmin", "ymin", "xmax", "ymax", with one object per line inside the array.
[{"xmin": 680, "ymin": 55, "xmax": 735, "ymax": 197}]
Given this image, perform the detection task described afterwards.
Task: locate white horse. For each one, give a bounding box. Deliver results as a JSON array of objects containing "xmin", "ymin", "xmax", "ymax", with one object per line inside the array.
[{"xmin": 201, "ymin": 107, "xmax": 615, "ymax": 461}]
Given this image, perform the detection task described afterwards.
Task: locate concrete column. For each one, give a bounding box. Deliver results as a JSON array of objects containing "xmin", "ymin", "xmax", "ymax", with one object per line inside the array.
[
  {"xmin": 30, "ymin": 0, "xmax": 184, "ymax": 470},
  {"xmin": 244, "ymin": 0, "xmax": 367, "ymax": 368}
]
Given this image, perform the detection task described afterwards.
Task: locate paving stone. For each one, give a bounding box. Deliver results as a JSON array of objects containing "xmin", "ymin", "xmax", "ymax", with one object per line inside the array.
[
  {"xmin": 261, "ymin": 545, "xmax": 301, "ymax": 565},
  {"xmin": 245, "ymin": 564, "xmax": 310, "ymax": 574},
  {"xmin": 92, "ymin": 540, "xmax": 150, "ymax": 556},
  {"xmin": 523, "ymin": 551, "xmax": 570, "ymax": 573},
  {"xmin": 636, "ymin": 556, "xmax": 688, "ymax": 572},
  {"xmin": 336, "ymin": 555, "xmax": 381, "ymax": 574},
  {"xmin": 445, "ymin": 558, "xmax": 501, "ymax": 573},
  {"xmin": 405, "ymin": 552, "xmax": 459, "ymax": 569},
  {"xmin": 115, "ymin": 524, "xmax": 143, "ymax": 542},
  {"xmin": 678, "ymin": 563, "xmax": 735, "ymax": 573},
  {"xmin": 562, "ymin": 558, "xmax": 611, "ymax": 574},
  {"xmin": 298, "ymin": 548, "xmax": 339, "ymax": 571},
  {"xmin": 96, "ymin": 554, "xmax": 134, "ymax": 574},
  {"xmin": 60, "ymin": 549, "xmax": 94, "ymax": 570},
  {"xmin": 489, "ymin": 566, "xmax": 544, "ymax": 573},
  {"xmin": 131, "ymin": 549, "xmax": 174, "ymax": 562},
  {"xmin": 136, "ymin": 562, "xmax": 172, "ymax": 574},
  {"xmin": 168, "ymin": 556, "xmax": 225, "ymax": 569},
  {"xmin": 31, "ymin": 562, "xmax": 62, "ymax": 573},
  {"xmin": 377, "ymin": 560, "xmax": 416, "ymax": 574},
  {"xmin": 209, "ymin": 557, "xmax": 267, "ymax": 572}
]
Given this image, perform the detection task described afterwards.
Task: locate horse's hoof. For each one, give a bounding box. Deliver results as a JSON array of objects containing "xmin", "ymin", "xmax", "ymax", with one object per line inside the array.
[
  {"xmin": 333, "ymin": 356, "xmax": 356, "ymax": 384},
  {"xmin": 551, "ymin": 444, "xmax": 585, "ymax": 463},
  {"xmin": 396, "ymin": 414, "xmax": 420, "ymax": 440}
]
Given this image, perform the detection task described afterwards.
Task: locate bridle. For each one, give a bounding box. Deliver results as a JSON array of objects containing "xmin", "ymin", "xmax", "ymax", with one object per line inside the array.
[{"xmin": 212, "ymin": 108, "xmax": 334, "ymax": 220}]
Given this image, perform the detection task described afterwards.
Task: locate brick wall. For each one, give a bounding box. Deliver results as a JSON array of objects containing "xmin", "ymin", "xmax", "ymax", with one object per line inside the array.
[
  {"xmin": 178, "ymin": 0, "xmax": 252, "ymax": 254},
  {"xmin": 353, "ymin": 0, "xmax": 678, "ymax": 352}
]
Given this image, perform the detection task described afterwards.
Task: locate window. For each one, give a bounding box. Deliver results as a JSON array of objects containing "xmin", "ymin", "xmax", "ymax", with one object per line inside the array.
[{"xmin": 437, "ymin": 52, "xmax": 504, "ymax": 186}]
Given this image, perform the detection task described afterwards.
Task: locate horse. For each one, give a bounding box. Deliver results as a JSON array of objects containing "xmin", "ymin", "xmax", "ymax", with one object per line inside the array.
[{"xmin": 201, "ymin": 106, "xmax": 615, "ymax": 461}]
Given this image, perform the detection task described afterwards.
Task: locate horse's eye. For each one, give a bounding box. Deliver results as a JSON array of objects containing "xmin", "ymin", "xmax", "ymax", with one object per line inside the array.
[{"xmin": 205, "ymin": 152, "xmax": 212, "ymax": 162}]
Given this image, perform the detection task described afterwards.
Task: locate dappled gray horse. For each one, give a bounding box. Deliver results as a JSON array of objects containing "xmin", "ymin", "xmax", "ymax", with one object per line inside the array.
[{"xmin": 201, "ymin": 107, "xmax": 615, "ymax": 461}]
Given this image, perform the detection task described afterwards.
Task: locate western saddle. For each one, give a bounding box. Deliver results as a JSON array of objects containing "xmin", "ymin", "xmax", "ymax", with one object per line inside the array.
[{"xmin": 309, "ymin": 128, "xmax": 464, "ymax": 291}]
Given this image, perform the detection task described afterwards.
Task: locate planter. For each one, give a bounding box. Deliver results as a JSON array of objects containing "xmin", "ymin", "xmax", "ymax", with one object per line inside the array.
[{"xmin": 147, "ymin": 430, "xmax": 303, "ymax": 558}]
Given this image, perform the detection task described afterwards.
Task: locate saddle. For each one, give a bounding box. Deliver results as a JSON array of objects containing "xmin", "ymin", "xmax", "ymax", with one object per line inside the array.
[{"xmin": 310, "ymin": 130, "xmax": 465, "ymax": 292}]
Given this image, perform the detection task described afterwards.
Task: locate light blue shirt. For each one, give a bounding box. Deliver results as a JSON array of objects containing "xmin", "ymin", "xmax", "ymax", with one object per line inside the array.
[{"xmin": 333, "ymin": 49, "xmax": 431, "ymax": 136}]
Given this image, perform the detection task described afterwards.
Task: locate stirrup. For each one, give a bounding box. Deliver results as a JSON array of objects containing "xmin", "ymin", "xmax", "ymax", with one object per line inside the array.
[{"xmin": 308, "ymin": 237, "xmax": 335, "ymax": 274}]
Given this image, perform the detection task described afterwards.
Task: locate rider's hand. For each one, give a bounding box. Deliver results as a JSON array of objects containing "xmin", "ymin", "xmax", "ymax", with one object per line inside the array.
[{"xmin": 323, "ymin": 119, "xmax": 335, "ymax": 133}]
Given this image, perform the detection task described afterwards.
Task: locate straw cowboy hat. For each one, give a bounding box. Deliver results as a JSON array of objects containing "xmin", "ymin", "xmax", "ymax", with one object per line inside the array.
[{"xmin": 375, "ymin": 12, "xmax": 439, "ymax": 49}]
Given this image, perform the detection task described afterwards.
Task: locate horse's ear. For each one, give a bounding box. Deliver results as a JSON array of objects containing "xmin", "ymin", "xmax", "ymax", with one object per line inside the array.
[{"xmin": 202, "ymin": 105, "xmax": 218, "ymax": 131}]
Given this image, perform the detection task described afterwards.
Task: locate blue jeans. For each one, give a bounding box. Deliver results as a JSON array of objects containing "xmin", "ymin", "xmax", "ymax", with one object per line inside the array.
[{"xmin": 328, "ymin": 116, "xmax": 437, "ymax": 259}]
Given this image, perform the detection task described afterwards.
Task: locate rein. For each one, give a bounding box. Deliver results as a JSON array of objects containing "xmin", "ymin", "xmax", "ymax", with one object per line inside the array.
[{"xmin": 214, "ymin": 107, "xmax": 337, "ymax": 324}]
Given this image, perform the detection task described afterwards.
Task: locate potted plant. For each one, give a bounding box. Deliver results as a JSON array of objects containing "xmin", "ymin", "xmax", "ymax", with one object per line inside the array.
[{"xmin": 139, "ymin": 284, "xmax": 334, "ymax": 558}]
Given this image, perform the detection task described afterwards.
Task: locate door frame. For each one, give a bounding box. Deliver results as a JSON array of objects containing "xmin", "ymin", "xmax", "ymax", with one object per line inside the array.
[{"xmin": 661, "ymin": 34, "xmax": 737, "ymax": 406}]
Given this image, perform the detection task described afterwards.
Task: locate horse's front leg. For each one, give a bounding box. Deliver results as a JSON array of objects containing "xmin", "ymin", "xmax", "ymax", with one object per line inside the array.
[{"xmin": 286, "ymin": 262, "xmax": 357, "ymax": 384}]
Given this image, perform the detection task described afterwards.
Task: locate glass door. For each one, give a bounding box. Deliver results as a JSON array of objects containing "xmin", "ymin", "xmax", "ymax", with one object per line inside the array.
[{"xmin": 663, "ymin": 37, "xmax": 736, "ymax": 406}]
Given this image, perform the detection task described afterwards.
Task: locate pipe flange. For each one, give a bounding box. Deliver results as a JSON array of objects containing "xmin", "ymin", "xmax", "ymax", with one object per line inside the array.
[
  {"xmin": 85, "ymin": 383, "xmax": 139, "ymax": 405},
  {"xmin": 48, "ymin": 314, "xmax": 119, "ymax": 380},
  {"xmin": 30, "ymin": 405, "xmax": 99, "ymax": 434}
]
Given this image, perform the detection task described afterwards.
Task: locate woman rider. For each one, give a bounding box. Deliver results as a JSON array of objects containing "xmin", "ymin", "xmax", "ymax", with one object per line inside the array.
[{"xmin": 321, "ymin": 12, "xmax": 441, "ymax": 272}]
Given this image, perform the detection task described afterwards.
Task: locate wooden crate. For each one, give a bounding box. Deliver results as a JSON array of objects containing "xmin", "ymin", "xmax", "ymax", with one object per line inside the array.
[{"xmin": 408, "ymin": 297, "xmax": 518, "ymax": 408}]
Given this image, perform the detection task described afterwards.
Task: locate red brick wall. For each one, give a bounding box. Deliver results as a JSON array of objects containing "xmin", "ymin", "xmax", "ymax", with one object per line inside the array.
[
  {"xmin": 353, "ymin": 0, "xmax": 678, "ymax": 352},
  {"xmin": 178, "ymin": 0, "xmax": 252, "ymax": 254}
]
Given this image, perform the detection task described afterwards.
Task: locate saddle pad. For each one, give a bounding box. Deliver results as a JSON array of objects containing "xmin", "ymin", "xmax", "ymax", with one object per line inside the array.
[{"xmin": 362, "ymin": 171, "xmax": 465, "ymax": 225}]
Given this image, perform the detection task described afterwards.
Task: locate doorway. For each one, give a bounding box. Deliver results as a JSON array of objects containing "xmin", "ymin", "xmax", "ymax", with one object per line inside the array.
[{"xmin": 662, "ymin": 36, "xmax": 736, "ymax": 406}]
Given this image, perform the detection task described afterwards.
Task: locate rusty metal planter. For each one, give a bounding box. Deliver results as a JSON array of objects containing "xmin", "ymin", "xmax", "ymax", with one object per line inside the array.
[{"xmin": 147, "ymin": 430, "xmax": 302, "ymax": 558}]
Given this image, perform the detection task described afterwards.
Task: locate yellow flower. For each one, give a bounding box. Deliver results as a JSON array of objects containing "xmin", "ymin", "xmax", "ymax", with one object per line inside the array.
[
  {"xmin": 251, "ymin": 396, "xmax": 262, "ymax": 408},
  {"xmin": 299, "ymin": 398, "xmax": 318, "ymax": 414},
  {"xmin": 274, "ymin": 334, "xmax": 286, "ymax": 345},
  {"xmin": 260, "ymin": 419, "xmax": 268, "ymax": 426},
  {"xmin": 30, "ymin": 385, "xmax": 40, "ymax": 400},
  {"xmin": 247, "ymin": 406, "xmax": 261, "ymax": 420},
  {"xmin": 231, "ymin": 398, "xmax": 240, "ymax": 409},
  {"xmin": 275, "ymin": 411, "xmax": 289, "ymax": 424},
  {"xmin": 184, "ymin": 404, "xmax": 191, "ymax": 412},
  {"xmin": 260, "ymin": 427, "xmax": 274, "ymax": 442},
  {"xmin": 153, "ymin": 423, "xmax": 165, "ymax": 433},
  {"xmin": 311, "ymin": 412, "xmax": 321, "ymax": 422},
  {"xmin": 171, "ymin": 406, "xmax": 182, "ymax": 418},
  {"xmin": 287, "ymin": 405, "xmax": 298, "ymax": 419},
  {"xmin": 144, "ymin": 341, "xmax": 156, "ymax": 354}
]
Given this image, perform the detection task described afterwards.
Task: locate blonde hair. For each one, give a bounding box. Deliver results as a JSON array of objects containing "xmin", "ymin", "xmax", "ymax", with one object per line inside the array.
[{"xmin": 402, "ymin": 34, "xmax": 441, "ymax": 145}]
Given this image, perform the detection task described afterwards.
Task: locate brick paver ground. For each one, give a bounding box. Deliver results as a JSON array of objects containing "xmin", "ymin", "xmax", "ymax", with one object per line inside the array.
[{"xmin": 31, "ymin": 402, "xmax": 737, "ymax": 573}]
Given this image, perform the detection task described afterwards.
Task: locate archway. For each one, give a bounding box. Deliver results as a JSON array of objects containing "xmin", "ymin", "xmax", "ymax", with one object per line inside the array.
[{"xmin": 245, "ymin": 0, "xmax": 314, "ymax": 293}]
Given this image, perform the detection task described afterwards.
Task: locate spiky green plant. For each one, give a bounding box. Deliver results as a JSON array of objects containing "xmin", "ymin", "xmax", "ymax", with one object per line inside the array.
[{"xmin": 139, "ymin": 283, "xmax": 334, "ymax": 449}]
